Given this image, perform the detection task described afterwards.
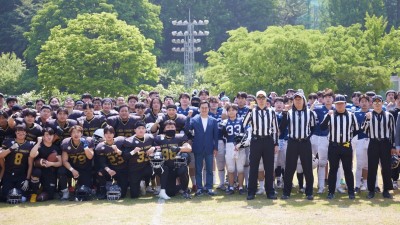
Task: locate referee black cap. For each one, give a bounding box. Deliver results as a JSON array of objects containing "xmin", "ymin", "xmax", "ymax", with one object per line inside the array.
[
  {"xmin": 372, "ymin": 95, "xmax": 383, "ymax": 102},
  {"xmin": 334, "ymin": 95, "xmax": 346, "ymax": 103}
]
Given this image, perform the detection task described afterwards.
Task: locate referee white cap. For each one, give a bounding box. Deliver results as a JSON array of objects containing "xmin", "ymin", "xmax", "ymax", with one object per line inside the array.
[{"xmin": 256, "ymin": 90, "xmax": 267, "ymax": 97}]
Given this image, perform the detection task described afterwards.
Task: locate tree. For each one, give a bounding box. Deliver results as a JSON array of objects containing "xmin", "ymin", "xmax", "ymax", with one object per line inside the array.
[
  {"xmin": 36, "ymin": 12, "xmax": 159, "ymax": 97},
  {"xmin": 0, "ymin": 52, "xmax": 26, "ymax": 95}
]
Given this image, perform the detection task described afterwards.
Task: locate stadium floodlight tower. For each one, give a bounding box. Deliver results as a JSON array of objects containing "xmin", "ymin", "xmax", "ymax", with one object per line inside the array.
[{"xmin": 171, "ymin": 11, "xmax": 209, "ymax": 88}]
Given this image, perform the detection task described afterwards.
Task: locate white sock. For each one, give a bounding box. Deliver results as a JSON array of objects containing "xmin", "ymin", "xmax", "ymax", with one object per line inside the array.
[
  {"xmin": 244, "ymin": 166, "xmax": 249, "ymax": 187},
  {"xmin": 259, "ymin": 180, "xmax": 265, "ymax": 190},
  {"xmin": 317, "ymin": 166, "xmax": 325, "ymax": 188},
  {"xmin": 203, "ymin": 170, "xmax": 206, "ymax": 187},
  {"xmin": 191, "ymin": 176, "xmax": 196, "ymax": 186},
  {"xmin": 218, "ymin": 170, "xmax": 225, "ymax": 186}
]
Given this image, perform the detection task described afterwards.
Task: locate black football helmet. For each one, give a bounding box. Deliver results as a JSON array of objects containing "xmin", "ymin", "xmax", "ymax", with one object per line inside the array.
[
  {"xmin": 92, "ymin": 129, "xmax": 104, "ymax": 146},
  {"xmin": 75, "ymin": 185, "xmax": 92, "ymax": 201},
  {"xmin": 7, "ymin": 188, "xmax": 23, "ymax": 204},
  {"xmin": 174, "ymin": 152, "xmax": 191, "ymax": 168},
  {"xmin": 150, "ymin": 151, "xmax": 165, "ymax": 174},
  {"xmin": 106, "ymin": 184, "xmax": 122, "ymax": 201},
  {"xmin": 391, "ymin": 155, "xmax": 399, "ymax": 169}
]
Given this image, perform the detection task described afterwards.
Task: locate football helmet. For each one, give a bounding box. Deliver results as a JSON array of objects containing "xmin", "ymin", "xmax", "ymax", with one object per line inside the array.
[
  {"xmin": 7, "ymin": 188, "xmax": 23, "ymax": 204},
  {"xmin": 234, "ymin": 132, "xmax": 249, "ymax": 148},
  {"xmin": 150, "ymin": 151, "xmax": 165, "ymax": 173},
  {"xmin": 75, "ymin": 185, "xmax": 92, "ymax": 201},
  {"xmin": 174, "ymin": 152, "xmax": 191, "ymax": 168},
  {"xmin": 106, "ymin": 184, "xmax": 122, "ymax": 201},
  {"xmin": 92, "ymin": 129, "xmax": 104, "ymax": 145},
  {"xmin": 391, "ymin": 155, "xmax": 399, "ymax": 169}
]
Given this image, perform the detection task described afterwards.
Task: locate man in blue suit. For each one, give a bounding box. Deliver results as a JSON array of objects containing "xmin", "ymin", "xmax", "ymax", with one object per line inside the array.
[{"xmin": 185, "ymin": 100, "xmax": 219, "ymax": 196}]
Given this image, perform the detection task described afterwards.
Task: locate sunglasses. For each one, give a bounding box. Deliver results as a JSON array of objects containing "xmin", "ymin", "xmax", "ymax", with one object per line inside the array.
[{"xmin": 256, "ymin": 96, "xmax": 266, "ymax": 99}]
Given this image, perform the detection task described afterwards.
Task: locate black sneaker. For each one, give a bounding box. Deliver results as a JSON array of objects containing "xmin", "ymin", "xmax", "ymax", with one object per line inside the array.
[
  {"xmin": 367, "ymin": 191, "xmax": 375, "ymax": 199},
  {"xmin": 195, "ymin": 190, "xmax": 203, "ymax": 197},
  {"xmin": 238, "ymin": 189, "xmax": 246, "ymax": 195},
  {"xmin": 207, "ymin": 189, "xmax": 216, "ymax": 196},
  {"xmin": 348, "ymin": 193, "xmax": 355, "ymax": 200},
  {"xmin": 226, "ymin": 189, "xmax": 234, "ymax": 195},
  {"xmin": 327, "ymin": 193, "xmax": 335, "ymax": 199},
  {"xmin": 374, "ymin": 187, "xmax": 381, "ymax": 193},
  {"xmin": 247, "ymin": 194, "xmax": 255, "ymax": 200},
  {"xmin": 354, "ymin": 187, "xmax": 360, "ymax": 193},
  {"xmin": 281, "ymin": 195, "xmax": 290, "ymax": 200},
  {"xmin": 382, "ymin": 191, "xmax": 393, "ymax": 199},
  {"xmin": 267, "ymin": 193, "xmax": 277, "ymax": 200},
  {"xmin": 306, "ymin": 195, "xmax": 314, "ymax": 200}
]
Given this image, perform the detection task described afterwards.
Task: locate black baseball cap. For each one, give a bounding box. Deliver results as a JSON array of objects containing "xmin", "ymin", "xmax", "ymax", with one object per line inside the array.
[
  {"xmin": 334, "ymin": 95, "xmax": 346, "ymax": 103},
  {"xmin": 372, "ymin": 95, "xmax": 383, "ymax": 102}
]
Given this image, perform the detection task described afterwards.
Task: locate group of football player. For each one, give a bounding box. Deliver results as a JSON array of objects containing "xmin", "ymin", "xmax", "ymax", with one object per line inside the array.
[{"xmin": 0, "ymin": 88, "xmax": 398, "ymax": 204}]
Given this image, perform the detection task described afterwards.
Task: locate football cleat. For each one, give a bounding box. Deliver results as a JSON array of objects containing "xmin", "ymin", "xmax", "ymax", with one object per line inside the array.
[
  {"xmin": 382, "ymin": 191, "xmax": 393, "ymax": 199},
  {"xmin": 226, "ymin": 188, "xmax": 234, "ymax": 195},
  {"xmin": 239, "ymin": 188, "xmax": 246, "ymax": 195},
  {"xmin": 317, "ymin": 187, "xmax": 325, "ymax": 194},
  {"xmin": 256, "ymin": 188, "xmax": 265, "ymax": 195},
  {"xmin": 336, "ymin": 187, "xmax": 346, "ymax": 194}
]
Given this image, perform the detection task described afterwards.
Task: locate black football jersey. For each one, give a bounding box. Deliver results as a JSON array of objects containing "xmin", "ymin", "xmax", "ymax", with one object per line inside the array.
[
  {"xmin": 107, "ymin": 116, "xmax": 139, "ymax": 137},
  {"xmin": 15, "ymin": 118, "xmax": 43, "ymax": 142},
  {"xmin": 0, "ymin": 124, "xmax": 15, "ymax": 146},
  {"xmin": 157, "ymin": 114, "xmax": 187, "ymax": 134},
  {"xmin": 95, "ymin": 136, "xmax": 126, "ymax": 170},
  {"xmin": 61, "ymin": 137, "xmax": 94, "ymax": 170},
  {"xmin": 123, "ymin": 134, "xmax": 153, "ymax": 171},
  {"xmin": 68, "ymin": 110, "xmax": 84, "ymax": 121},
  {"xmin": 153, "ymin": 134, "xmax": 188, "ymax": 167},
  {"xmin": 47, "ymin": 119, "xmax": 78, "ymax": 145},
  {"xmin": 2, "ymin": 139, "xmax": 35, "ymax": 175},
  {"xmin": 35, "ymin": 116, "xmax": 49, "ymax": 128},
  {"xmin": 37, "ymin": 143, "xmax": 61, "ymax": 159},
  {"xmin": 78, "ymin": 115, "xmax": 108, "ymax": 137}
]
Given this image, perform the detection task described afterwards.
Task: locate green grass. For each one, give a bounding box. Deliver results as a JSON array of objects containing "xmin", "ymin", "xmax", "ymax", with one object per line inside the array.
[{"xmin": 0, "ymin": 188, "xmax": 399, "ymax": 225}]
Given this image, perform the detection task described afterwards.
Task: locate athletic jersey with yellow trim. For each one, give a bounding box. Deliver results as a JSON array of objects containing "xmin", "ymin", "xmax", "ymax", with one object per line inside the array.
[
  {"xmin": 153, "ymin": 134, "xmax": 188, "ymax": 167},
  {"xmin": 2, "ymin": 138, "xmax": 35, "ymax": 175},
  {"xmin": 123, "ymin": 134, "xmax": 153, "ymax": 171},
  {"xmin": 78, "ymin": 115, "xmax": 108, "ymax": 137},
  {"xmin": 95, "ymin": 136, "xmax": 126, "ymax": 170},
  {"xmin": 61, "ymin": 137, "xmax": 93, "ymax": 170}
]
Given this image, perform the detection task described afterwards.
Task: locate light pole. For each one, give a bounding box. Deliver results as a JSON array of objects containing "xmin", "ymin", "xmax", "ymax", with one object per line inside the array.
[{"xmin": 171, "ymin": 12, "xmax": 209, "ymax": 88}]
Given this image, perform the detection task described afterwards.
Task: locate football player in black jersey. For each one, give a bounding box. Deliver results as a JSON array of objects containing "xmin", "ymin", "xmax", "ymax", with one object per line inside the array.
[
  {"xmin": 151, "ymin": 105, "xmax": 187, "ymax": 135},
  {"xmin": 58, "ymin": 125, "xmax": 94, "ymax": 200},
  {"xmin": 123, "ymin": 121, "xmax": 169, "ymax": 199},
  {"xmin": 100, "ymin": 98, "xmax": 119, "ymax": 118},
  {"xmin": 95, "ymin": 125, "xmax": 127, "ymax": 199},
  {"xmin": 8, "ymin": 108, "xmax": 43, "ymax": 142},
  {"xmin": 29, "ymin": 127, "xmax": 62, "ymax": 202},
  {"xmin": 79, "ymin": 103, "xmax": 108, "ymax": 137},
  {"xmin": 145, "ymin": 98, "xmax": 164, "ymax": 122},
  {"xmin": 133, "ymin": 102, "xmax": 147, "ymax": 122},
  {"xmin": 35, "ymin": 105, "xmax": 52, "ymax": 128},
  {"xmin": 47, "ymin": 108, "xmax": 78, "ymax": 146},
  {"xmin": 153, "ymin": 120, "xmax": 192, "ymax": 199},
  {"xmin": 0, "ymin": 124, "xmax": 35, "ymax": 201},
  {"xmin": 107, "ymin": 105, "xmax": 139, "ymax": 137},
  {"xmin": 64, "ymin": 97, "xmax": 83, "ymax": 121}
]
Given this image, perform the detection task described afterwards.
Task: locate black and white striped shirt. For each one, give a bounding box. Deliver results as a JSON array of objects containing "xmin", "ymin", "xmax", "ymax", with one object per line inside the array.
[
  {"xmin": 361, "ymin": 111, "xmax": 395, "ymax": 145},
  {"xmin": 320, "ymin": 110, "xmax": 359, "ymax": 143},
  {"xmin": 280, "ymin": 109, "xmax": 317, "ymax": 139},
  {"xmin": 242, "ymin": 106, "xmax": 279, "ymax": 145}
]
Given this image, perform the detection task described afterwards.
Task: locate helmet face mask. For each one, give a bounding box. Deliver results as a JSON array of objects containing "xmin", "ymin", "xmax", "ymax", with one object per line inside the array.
[
  {"xmin": 7, "ymin": 188, "xmax": 22, "ymax": 204},
  {"xmin": 107, "ymin": 184, "xmax": 122, "ymax": 201},
  {"xmin": 174, "ymin": 152, "xmax": 191, "ymax": 168},
  {"xmin": 75, "ymin": 185, "xmax": 92, "ymax": 201},
  {"xmin": 150, "ymin": 151, "xmax": 164, "ymax": 169}
]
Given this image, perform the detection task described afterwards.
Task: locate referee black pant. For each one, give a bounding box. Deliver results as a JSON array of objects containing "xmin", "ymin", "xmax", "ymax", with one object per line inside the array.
[
  {"xmin": 283, "ymin": 139, "xmax": 314, "ymax": 196},
  {"xmin": 367, "ymin": 139, "xmax": 393, "ymax": 192},
  {"xmin": 327, "ymin": 143, "xmax": 354, "ymax": 195},
  {"xmin": 248, "ymin": 136, "xmax": 275, "ymax": 196}
]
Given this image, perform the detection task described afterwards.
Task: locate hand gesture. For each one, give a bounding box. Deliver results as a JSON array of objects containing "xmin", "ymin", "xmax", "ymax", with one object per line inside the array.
[
  {"xmin": 37, "ymin": 136, "xmax": 43, "ymax": 144},
  {"xmin": 366, "ymin": 112, "xmax": 372, "ymax": 120},
  {"xmin": 328, "ymin": 110, "xmax": 334, "ymax": 115},
  {"xmin": 188, "ymin": 110, "xmax": 193, "ymax": 118}
]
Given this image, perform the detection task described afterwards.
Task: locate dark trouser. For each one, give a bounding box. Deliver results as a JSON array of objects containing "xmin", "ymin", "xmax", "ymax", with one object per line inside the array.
[
  {"xmin": 328, "ymin": 143, "xmax": 354, "ymax": 195},
  {"xmin": 367, "ymin": 139, "xmax": 393, "ymax": 192},
  {"xmin": 166, "ymin": 166, "xmax": 189, "ymax": 196},
  {"xmin": 128, "ymin": 165, "xmax": 153, "ymax": 198},
  {"xmin": 153, "ymin": 165, "xmax": 169, "ymax": 190},
  {"xmin": 1, "ymin": 172, "xmax": 27, "ymax": 201},
  {"xmin": 194, "ymin": 152, "xmax": 213, "ymax": 190},
  {"xmin": 58, "ymin": 167, "xmax": 92, "ymax": 190},
  {"xmin": 248, "ymin": 136, "xmax": 275, "ymax": 196},
  {"xmin": 97, "ymin": 168, "xmax": 129, "ymax": 198},
  {"xmin": 31, "ymin": 167, "xmax": 57, "ymax": 199},
  {"xmin": 283, "ymin": 139, "xmax": 314, "ymax": 196}
]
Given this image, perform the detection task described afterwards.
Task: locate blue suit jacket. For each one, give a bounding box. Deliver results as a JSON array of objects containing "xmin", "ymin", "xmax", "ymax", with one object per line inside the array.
[{"xmin": 185, "ymin": 115, "xmax": 219, "ymax": 154}]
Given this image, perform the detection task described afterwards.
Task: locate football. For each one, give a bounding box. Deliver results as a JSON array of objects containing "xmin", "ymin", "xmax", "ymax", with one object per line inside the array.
[
  {"xmin": 33, "ymin": 158, "xmax": 46, "ymax": 168},
  {"xmin": 47, "ymin": 151, "xmax": 58, "ymax": 162}
]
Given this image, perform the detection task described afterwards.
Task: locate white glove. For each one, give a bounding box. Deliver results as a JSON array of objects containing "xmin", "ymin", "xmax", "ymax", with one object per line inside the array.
[{"xmin": 21, "ymin": 179, "xmax": 29, "ymax": 191}]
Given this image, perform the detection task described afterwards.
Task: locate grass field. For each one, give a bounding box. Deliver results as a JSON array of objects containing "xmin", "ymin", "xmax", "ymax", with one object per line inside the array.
[{"xmin": 0, "ymin": 186, "xmax": 399, "ymax": 225}]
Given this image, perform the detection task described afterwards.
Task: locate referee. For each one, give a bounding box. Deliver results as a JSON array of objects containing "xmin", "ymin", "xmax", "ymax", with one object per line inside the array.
[
  {"xmin": 280, "ymin": 91, "xmax": 316, "ymax": 200},
  {"xmin": 320, "ymin": 94, "xmax": 359, "ymax": 200},
  {"xmin": 242, "ymin": 90, "xmax": 279, "ymax": 200},
  {"xmin": 362, "ymin": 95, "xmax": 396, "ymax": 199}
]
